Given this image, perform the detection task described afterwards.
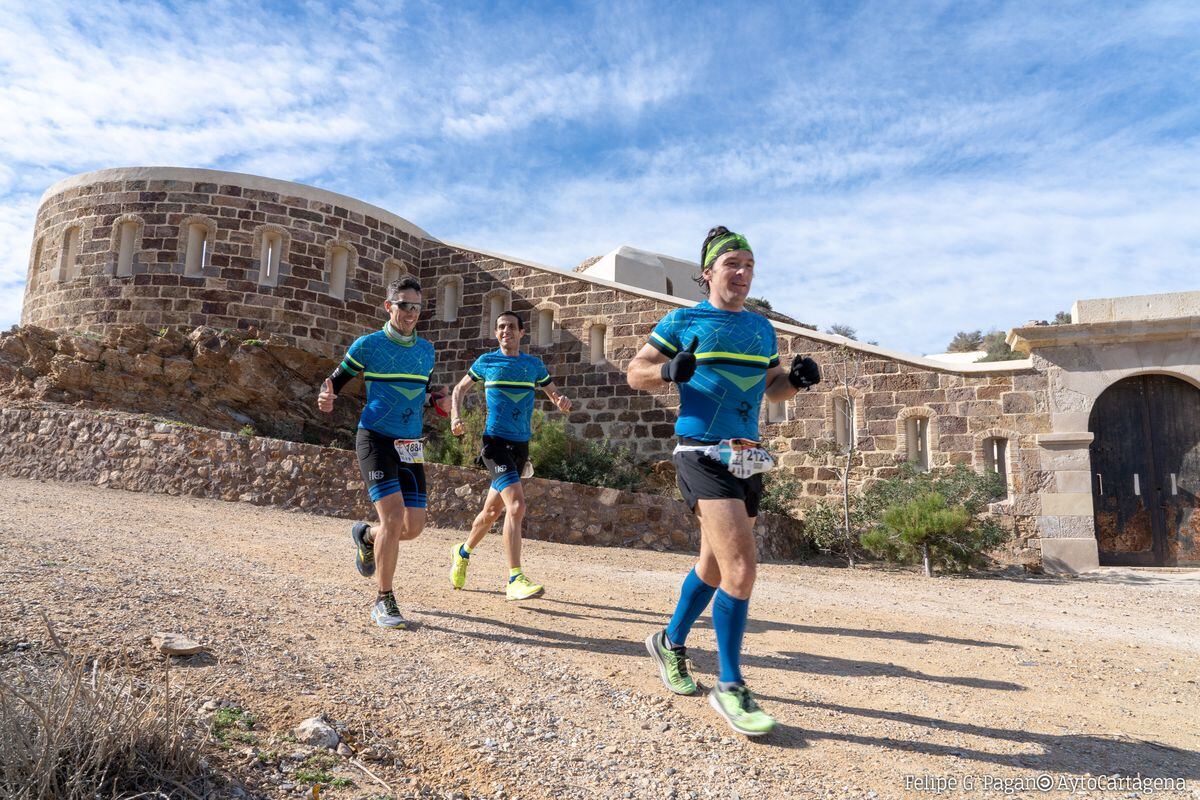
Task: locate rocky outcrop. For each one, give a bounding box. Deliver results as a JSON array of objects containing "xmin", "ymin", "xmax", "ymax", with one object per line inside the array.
[{"xmin": 0, "ymin": 324, "xmax": 367, "ymax": 446}]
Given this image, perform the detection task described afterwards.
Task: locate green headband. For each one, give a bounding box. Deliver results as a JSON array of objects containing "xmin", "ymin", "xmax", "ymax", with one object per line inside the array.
[{"xmin": 702, "ymin": 232, "xmax": 752, "ymax": 269}]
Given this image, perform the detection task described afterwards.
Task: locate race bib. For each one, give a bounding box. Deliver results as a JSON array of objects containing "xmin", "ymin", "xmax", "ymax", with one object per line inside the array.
[
  {"xmin": 716, "ymin": 438, "xmax": 775, "ymax": 479},
  {"xmin": 394, "ymin": 439, "xmax": 425, "ymax": 464}
]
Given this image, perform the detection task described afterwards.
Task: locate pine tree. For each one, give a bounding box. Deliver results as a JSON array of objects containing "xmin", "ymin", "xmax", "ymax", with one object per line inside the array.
[{"xmin": 860, "ymin": 492, "xmax": 971, "ymax": 577}]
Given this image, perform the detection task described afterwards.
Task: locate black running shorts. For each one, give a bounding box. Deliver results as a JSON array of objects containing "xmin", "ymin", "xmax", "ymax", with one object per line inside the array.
[
  {"xmin": 673, "ymin": 439, "xmax": 763, "ymax": 518},
  {"xmin": 480, "ymin": 434, "xmax": 529, "ymax": 492},
  {"xmin": 356, "ymin": 427, "xmax": 427, "ymax": 507}
]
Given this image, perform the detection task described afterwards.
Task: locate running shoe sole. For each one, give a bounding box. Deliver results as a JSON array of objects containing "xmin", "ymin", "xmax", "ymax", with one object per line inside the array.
[
  {"xmin": 505, "ymin": 586, "xmax": 545, "ymax": 601},
  {"xmin": 645, "ymin": 632, "xmax": 698, "ymax": 695},
  {"xmin": 352, "ymin": 522, "xmax": 375, "ymax": 578},
  {"xmin": 707, "ymin": 690, "xmax": 775, "ymax": 737}
]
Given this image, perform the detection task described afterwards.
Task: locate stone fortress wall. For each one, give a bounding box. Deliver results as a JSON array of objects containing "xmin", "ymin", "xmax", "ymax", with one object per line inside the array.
[{"xmin": 21, "ymin": 167, "xmax": 1197, "ymax": 572}]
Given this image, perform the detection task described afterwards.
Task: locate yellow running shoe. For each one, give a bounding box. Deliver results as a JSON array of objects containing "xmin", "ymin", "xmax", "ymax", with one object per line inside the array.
[
  {"xmin": 450, "ymin": 542, "xmax": 470, "ymax": 590},
  {"xmin": 505, "ymin": 573, "xmax": 544, "ymax": 601}
]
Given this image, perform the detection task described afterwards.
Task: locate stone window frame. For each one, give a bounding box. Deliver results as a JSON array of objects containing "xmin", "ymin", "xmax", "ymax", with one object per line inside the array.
[
  {"xmin": 764, "ymin": 398, "xmax": 789, "ymax": 424},
  {"xmin": 178, "ymin": 215, "xmax": 217, "ymax": 279},
  {"xmin": 532, "ymin": 301, "xmax": 560, "ymax": 349},
  {"xmin": 480, "ymin": 287, "xmax": 512, "ymax": 339},
  {"xmin": 252, "ymin": 224, "xmax": 290, "ymax": 288},
  {"xmin": 57, "ymin": 224, "xmax": 83, "ymax": 283},
  {"xmin": 109, "ymin": 214, "xmax": 145, "ymax": 278},
  {"xmin": 382, "ymin": 258, "xmax": 409, "ymax": 295},
  {"xmin": 27, "ymin": 236, "xmax": 43, "ymax": 290},
  {"xmin": 825, "ymin": 386, "xmax": 865, "ymax": 450},
  {"xmin": 975, "ymin": 427, "xmax": 1021, "ymax": 497},
  {"xmin": 582, "ymin": 317, "xmax": 609, "ymax": 365},
  {"xmin": 324, "ymin": 239, "xmax": 358, "ymax": 301},
  {"xmin": 437, "ymin": 275, "xmax": 463, "ymax": 322},
  {"xmin": 896, "ymin": 406, "xmax": 938, "ymax": 471}
]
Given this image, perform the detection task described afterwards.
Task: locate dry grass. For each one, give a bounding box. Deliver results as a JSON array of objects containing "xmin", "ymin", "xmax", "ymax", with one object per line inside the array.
[{"xmin": 0, "ymin": 619, "xmax": 212, "ymax": 800}]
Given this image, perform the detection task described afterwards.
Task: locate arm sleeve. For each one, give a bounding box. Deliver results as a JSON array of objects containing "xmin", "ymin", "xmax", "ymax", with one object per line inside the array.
[
  {"xmin": 329, "ymin": 336, "xmax": 369, "ymax": 392},
  {"xmin": 467, "ymin": 354, "xmax": 486, "ymax": 382},
  {"xmin": 766, "ymin": 325, "xmax": 780, "ymax": 369},
  {"xmin": 647, "ymin": 310, "xmax": 682, "ymax": 357}
]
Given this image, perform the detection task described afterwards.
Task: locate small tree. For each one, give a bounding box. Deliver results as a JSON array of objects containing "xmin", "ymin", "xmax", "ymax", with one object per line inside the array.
[
  {"xmin": 826, "ymin": 323, "xmax": 857, "ymax": 339},
  {"xmin": 746, "ymin": 296, "xmax": 773, "ymax": 311},
  {"xmin": 1052, "ymin": 310, "xmax": 1072, "ymax": 325},
  {"xmin": 808, "ymin": 344, "xmax": 868, "ymax": 565},
  {"xmin": 947, "ymin": 330, "xmax": 984, "ymax": 352},
  {"xmin": 977, "ymin": 329, "xmax": 1020, "ymax": 362},
  {"xmin": 861, "ymin": 492, "xmax": 971, "ymax": 577}
]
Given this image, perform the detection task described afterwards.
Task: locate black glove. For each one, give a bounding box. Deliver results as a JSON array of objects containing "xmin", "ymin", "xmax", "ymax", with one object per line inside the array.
[
  {"xmin": 788, "ymin": 355, "xmax": 821, "ymax": 390},
  {"xmin": 661, "ymin": 337, "xmax": 699, "ymax": 383}
]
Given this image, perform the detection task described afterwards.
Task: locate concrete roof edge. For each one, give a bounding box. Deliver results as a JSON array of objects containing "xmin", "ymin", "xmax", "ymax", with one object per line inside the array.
[{"xmin": 39, "ymin": 166, "xmax": 433, "ymax": 241}]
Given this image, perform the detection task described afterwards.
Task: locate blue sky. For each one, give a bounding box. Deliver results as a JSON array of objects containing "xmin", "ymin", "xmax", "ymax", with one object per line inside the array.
[{"xmin": 1, "ymin": 0, "xmax": 1197, "ymax": 354}]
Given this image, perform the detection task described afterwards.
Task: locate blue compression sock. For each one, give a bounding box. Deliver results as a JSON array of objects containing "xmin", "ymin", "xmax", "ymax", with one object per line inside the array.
[
  {"xmin": 665, "ymin": 568, "xmax": 718, "ymax": 648},
  {"xmin": 712, "ymin": 589, "xmax": 750, "ymax": 685}
]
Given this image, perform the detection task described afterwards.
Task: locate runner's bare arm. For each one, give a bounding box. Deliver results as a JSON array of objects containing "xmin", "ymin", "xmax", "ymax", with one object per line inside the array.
[
  {"xmin": 450, "ymin": 373, "xmax": 476, "ymax": 435},
  {"xmin": 763, "ymin": 364, "xmax": 800, "ymax": 402},
  {"xmin": 540, "ymin": 381, "xmax": 572, "ymax": 412},
  {"xmin": 626, "ymin": 343, "xmax": 671, "ymax": 390}
]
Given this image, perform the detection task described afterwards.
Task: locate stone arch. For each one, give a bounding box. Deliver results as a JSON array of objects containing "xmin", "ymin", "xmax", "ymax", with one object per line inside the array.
[
  {"xmin": 581, "ymin": 316, "xmax": 609, "ymax": 365},
  {"xmin": 324, "ymin": 239, "xmax": 358, "ymax": 300},
  {"xmin": 178, "ymin": 215, "xmax": 217, "ymax": 278},
  {"xmin": 480, "ymin": 287, "xmax": 512, "ymax": 338},
  {"xmin": 252, "ymin": 224, "xmax": 290, "ymax": 288},
  {"xmin": 382, "ymin": 258, "xmax": 409, "ymax": 294},
  {"xmin": 975, "ymin": 427, "xmax": 1021, "ymax": 495},
  {"xmin": 27, "ymin": 236, "xmax": 43, "ymax": 290},
  {"xmin": 108, "ymin": 214, "xmax": 145, "ymax": 278},
  {"xmin": 896, "ymin": 405, "xmax": 939, "ymax": 469},
  {"xmin": 436, "ymin": 275, "xmax": 463, "ymax": 322},
  {"xmin": 532, "ymin": 300, "xmax": 560, "ymax": 348},
  {"xmin": 824, "ymin": 385, "xmax": 865, "ymax": 449},
  {"xmin": 57, "ymin": 224, "xmax": 83, "ymax": 282}
]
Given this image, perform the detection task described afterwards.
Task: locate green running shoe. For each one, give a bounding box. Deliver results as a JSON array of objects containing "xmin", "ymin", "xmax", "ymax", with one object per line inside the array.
[
  {"xmin": 708, "ymin": 684, "xmax": 776, "ymax": 737},
  {"xmin": 505, "ymin": 573, "xmax": 544, "ymax": 601},
  {"xmin": 645, "ymin": 630, "xmax": 698, "ymax": 696},
  {"xmin": 450, "ymin": 542, "xmax": 470, "ymax": 589},
  {"xmin": 351, "ymin": 522, "xmax": 375, "ymax": 577}
]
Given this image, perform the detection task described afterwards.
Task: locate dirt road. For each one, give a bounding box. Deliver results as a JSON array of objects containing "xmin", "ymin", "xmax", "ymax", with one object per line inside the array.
[{"xmin": 1, "ymin": 477, "xmax": 1198, "ymax": 799}]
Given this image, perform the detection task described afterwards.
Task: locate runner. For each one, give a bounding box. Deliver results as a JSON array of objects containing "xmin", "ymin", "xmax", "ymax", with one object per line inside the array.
[
  {"xmin": 447, "ymin": 310, "xmax": 572, "ymax": 600},
  {"xmin": 317, "ymin": 277, "xmax": 449, "ymax": 629},
  {"xmin": 626, "ymin": 226, "xmax": 821, "ymax": 736}
]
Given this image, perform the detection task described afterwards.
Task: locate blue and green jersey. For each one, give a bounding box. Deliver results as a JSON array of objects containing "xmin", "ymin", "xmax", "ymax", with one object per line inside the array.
[
  {"xmin": 468, "ymin": 350, "xmax": 553, "ymax": 442},
  {"xmin": 648, "ymin": 301, "xmax": 780, "ymax": 442},
  {"xmin": 339, "ymin": 325, "xmax": 435, "ymax": 440}
]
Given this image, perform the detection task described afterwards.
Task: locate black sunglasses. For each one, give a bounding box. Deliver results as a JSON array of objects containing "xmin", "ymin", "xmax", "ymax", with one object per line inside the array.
[{"xmin": 390, "ymin": 301, "xmax": 422, "ymax": 313}]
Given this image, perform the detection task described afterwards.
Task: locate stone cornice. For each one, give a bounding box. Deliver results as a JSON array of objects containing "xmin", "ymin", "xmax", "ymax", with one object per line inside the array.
[{"xmin": 1008, "ymin": 317, "xmax": 1200, "ymax": 354}]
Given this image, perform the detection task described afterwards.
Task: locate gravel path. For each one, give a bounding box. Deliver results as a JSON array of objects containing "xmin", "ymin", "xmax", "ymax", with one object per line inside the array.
[{"xmin": 1, "ymin": 477, "xmax": 1198, "ymax": 799}]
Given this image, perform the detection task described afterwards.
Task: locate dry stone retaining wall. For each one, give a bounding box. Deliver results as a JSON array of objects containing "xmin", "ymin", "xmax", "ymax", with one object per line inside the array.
[{"xmin": 0, "ymin": 404, "xmax": 807, "ymax": 560}]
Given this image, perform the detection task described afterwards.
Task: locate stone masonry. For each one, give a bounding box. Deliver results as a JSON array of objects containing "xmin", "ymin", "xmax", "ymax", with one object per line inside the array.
[{"xmin": 0, "ymin": 404, "xmax": 806, "ymax": 560}]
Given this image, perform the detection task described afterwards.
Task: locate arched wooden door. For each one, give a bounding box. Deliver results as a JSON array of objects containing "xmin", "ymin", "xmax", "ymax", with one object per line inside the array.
[{"xmin": 1090, "ymin": 375, "xmax": 1200, "ymax": 566}]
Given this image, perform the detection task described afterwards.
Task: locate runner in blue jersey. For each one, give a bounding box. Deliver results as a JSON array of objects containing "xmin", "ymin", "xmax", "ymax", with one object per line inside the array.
[
  {"xmin": 448, "ymin": 310, "xmax": 572, "ymax": 600},
  {"xmin": 627, "ymin": 227, "xmax": 821, "ymax": 737},
  {"xmin": 317, "ymin": 277, "xmax": 450, "ymax": 629}
]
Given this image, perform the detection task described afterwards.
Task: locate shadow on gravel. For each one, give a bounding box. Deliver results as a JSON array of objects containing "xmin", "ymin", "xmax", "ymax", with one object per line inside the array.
[
  {"xmin": 529, "ymin": 598, "xmax": 1021, "ymax": 651},
  {"xmin": 757, "ymin": 697, "xmax": 1200, "ymax": 778},
  {"xmin": 420, "ymin": 611, "xmax": 1024, "ymax": 691}
]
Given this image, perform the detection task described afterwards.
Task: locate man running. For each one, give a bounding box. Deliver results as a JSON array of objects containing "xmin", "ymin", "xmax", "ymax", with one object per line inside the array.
[
  {"xmin": 448, "ymin": 310, "xmax": 572, "ymax": 600},
  {"xmin": 626, "ymin": 226, "xmax": 821, "ymax": 737},
  {"xmin": 317, "ymin": 277, "xmax": 449, "ymax": 629}
]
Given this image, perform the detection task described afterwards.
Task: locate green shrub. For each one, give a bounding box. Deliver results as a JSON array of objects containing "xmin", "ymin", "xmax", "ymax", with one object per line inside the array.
[
  {"xmin": 426, "ymin": 406, "xmax": 648, "ymax": 492},
  {"xmin": 803, "ymin": 464, "xmax": 1008, "ymax": 566},
  {"xmin": 758, "ymin": 469, "xmax": 802, "ymax": 517},
  {"xmin": 862, "ymin": 490, "xmax": 1003, "ymax": 575}
]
